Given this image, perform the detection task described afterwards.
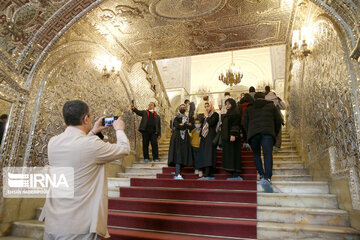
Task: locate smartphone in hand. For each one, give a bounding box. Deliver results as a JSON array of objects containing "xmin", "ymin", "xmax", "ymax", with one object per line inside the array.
[{"xmin": 102, "ymin": 116, "xmax": 119, "ymax": 126}]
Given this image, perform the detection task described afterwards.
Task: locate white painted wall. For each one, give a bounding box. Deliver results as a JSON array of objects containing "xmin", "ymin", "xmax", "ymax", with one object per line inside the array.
[{"xmin": 190, "ymin": 47, "xmax": 274, "ymax": 93}]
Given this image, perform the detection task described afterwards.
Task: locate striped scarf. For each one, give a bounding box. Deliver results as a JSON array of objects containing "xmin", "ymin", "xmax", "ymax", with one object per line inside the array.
[{"xmin": 201, "ymin": 104, "xmax": 215, "ymax": 138}]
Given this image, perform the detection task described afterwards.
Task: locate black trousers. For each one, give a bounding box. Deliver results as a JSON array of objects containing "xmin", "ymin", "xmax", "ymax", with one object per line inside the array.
[
  {"xmin": 142, "ymin": 131, "xmax": 159, "ymax": 159},
  {"xmin": 203, "ymin": 166, "xmax": 214, "ymax": 177}
]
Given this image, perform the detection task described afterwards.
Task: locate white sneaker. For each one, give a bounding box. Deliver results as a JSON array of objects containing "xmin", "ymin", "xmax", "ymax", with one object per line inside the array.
[
  {"xmin": 173, "ymin": 174, "xmax": 184, "ymax": 180},
  {"xmin": 195, "ymin": 170, "xmax": 199, "ymax": 175}
]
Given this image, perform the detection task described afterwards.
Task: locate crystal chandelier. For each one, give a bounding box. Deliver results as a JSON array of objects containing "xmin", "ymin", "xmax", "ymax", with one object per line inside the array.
[{"xmin": 218, "ymin": 51, "xmax": 243, "ymax": 87}]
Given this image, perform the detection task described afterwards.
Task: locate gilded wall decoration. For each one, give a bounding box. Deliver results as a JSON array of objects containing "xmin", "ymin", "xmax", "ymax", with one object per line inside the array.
[
  {"xmin": 288, "ymin": 17, "xmax": 360, "ymax": 209},
  {"xmin": 10, "ymin": 22, "xmax": 173, "ymax": 167},
  {"xmin": 0, "ymin": 98, "xmax": 11, "ymax": 117},
  {"xmin": 26, "ymin": 56, "xmax": 134, "ymax": 166},
  {"xmin": 0, "ymin": 0, "xmax": 68, "ymax": 55}
]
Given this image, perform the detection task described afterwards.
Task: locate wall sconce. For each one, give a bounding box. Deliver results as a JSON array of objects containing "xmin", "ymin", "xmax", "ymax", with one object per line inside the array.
[
  {"xmin": 291, "ymin": 27, "xmax": 312, "ymax": 57},
  {"xmin": 93, "ymin": 55, "xmax": 122, "ymax": 78}
]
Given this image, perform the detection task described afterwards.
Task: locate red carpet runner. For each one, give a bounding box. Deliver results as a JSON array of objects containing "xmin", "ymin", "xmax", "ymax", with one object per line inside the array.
[{"xmin": 106, "ymin": 149, "xmax": 258, "ymax": 239}]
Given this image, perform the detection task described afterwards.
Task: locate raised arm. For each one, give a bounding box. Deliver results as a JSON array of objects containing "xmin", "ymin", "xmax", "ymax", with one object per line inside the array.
[
  {"xmin": 206, "ymin": 112, "xmax": 219, "ymax": 127},
  {"xmin": 132, "ymin": 107, "xmax": 144, "ymax": 116}
]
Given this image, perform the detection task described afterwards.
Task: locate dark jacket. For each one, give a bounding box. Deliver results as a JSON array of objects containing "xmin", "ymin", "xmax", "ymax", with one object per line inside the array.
[
  {"xmin": 243, "ymin": 99, "xmax": 282, "ymax": 143},
  {"xmin": 0, "ymin": 121, "xmax": 5, "ymax": 144},
  {"xmin": 188, "ymin": 102, "xmax": 195, "ymax": 121},
  {"xmin": 132, "ymin": 108, "xmax": 161, "ymax": 136},
  {"xmin": 221, "ymin": 110, "xmax": 241, "ymax": 141}
]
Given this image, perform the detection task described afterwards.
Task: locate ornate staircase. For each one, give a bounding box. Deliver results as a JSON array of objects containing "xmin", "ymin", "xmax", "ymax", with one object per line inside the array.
[
  {"xmin": 108, "ymin": 138, "xmax": 171, "ymax": 198},
  {"xmin": 1, "ymin": 129, "xmax": 360, "ymax": 239}
]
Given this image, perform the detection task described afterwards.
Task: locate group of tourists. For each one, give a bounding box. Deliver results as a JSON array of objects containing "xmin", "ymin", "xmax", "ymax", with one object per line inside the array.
[
  {"xmin": 167, "ymin": 86, "xmax": 286, "ymax": 193},
  {"xmin": 130, "ymin": 86, "xmax": 285, "ymax": 192}
]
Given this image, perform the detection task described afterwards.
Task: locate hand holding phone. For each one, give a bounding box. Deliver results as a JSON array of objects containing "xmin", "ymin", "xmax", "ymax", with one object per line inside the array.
[
  {"xmin": 102, "ymin": 116, "xmax": 119, "ymax": 126},
  {"xmin": 113, "ymin": 117, "xmax": 125, "ymax": 131}
]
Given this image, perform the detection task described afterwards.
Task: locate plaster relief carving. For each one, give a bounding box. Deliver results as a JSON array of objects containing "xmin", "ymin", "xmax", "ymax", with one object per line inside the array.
[{"xmin": 149, "ymin": 0, "xmax": 227, "ymax": 20}]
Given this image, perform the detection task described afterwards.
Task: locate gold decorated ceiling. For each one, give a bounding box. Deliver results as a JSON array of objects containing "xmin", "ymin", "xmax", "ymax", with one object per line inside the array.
[
  {"xmin": 82, "ymin": 0, "xmax": 296, "ymax": 66},
  {"xmin": 0, "ymin": 0, "xmax": 296, "ymax": 72}
]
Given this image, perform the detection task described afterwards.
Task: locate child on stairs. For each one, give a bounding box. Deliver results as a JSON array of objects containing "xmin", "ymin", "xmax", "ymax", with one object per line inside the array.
[{"xmin": 190, "ymin": 118, "xmax": 203, "ymax": 178}]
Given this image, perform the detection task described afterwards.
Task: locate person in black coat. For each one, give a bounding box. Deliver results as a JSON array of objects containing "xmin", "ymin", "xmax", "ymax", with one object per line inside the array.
[
  {"xmin": 0, "ymin": 114, "xmax": 8, "ymax": 145},
  {"xmin": 221, "ymin": 98, "xmax": 243, "ymax": 180},
  {"xmin": 243, "ymin": 92, "xmax": 282, "ymax": 192},
  {"xmin": 131, "ymin": 102, "xmax": 161, "ymax": 162},
  {"xmin": 198, "ymin": 102, "xmax": 219, "ymax": 179},
  {"xmin": 184, "ymin": 99, "xmax": 196, "ymax": 124},
  {"xmin": 168, "ymin": 104, "xmax": 193, "ymax": 179}
]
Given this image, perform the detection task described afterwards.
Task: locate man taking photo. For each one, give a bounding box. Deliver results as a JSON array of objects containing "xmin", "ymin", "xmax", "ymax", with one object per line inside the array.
[{"xmin": 40, "ymin": 100, "xmax": 130, "ymax": 239}]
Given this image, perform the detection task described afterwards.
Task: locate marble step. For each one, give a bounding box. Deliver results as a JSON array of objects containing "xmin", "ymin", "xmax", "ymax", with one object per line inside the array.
[
  {"xmin": 272, "ymin": 167, "xmax": 308, "ymax": 175},
  {"xmin": 271, "ymin": 156, "xmax": 301, "ymax": 160},
  {"xmin": 116, "ymin": 173, "xmax": 157, "ymax": 178},
  {"xmin": 273, "ymin": 151, "xmax": 299, "ymax": 156},
  {"xmin": 258, "ymin": 206, "xmax": 349, "ymax": 227},
  {"xmin": 140, "ymin": 154, "xmax": 168, "ymax": 159},
  {"xmin": 125, "ymin": 167, "xmax": 164, "ymax": 174},
  {"xmin": 109, "ymin": 187, "xmax": 121, "ymax": 198},
  {"xmin": 132, "ymin": 162, "xmax": 168, "ymax": 168},
  {"xmin": 125, "ymin": 166, "xmax": 307, "ymax": 175},
  {"xmin": 258, "ymin": 181, "xmax": 329, "ymax": 194},
  {"xmin": 108, "ymin": 177, "xmax": 131, "ymax": 188},
  {"xmin": 271, "ymin": 175, "xmax": 312, "ymax": 181},
  {"xmin": 136, "ymin": 157, "xmax": 168, "ymax": 162},
  {"xmin": 258, "ymin": 193, "xmax": 338, "ymax": 209},
  {"xmin": 277, "ymin": 146, "xmax": 297, "ymax": 150},
  {"xmin": 258, "ymin": 222, "xmax": 360, "ymax": 240},
  {"xmin": 11, "ymin": 220, "xmax": 43, "ymax": 239},
  {"xmin": 280, "ymin": 142, "xmax": 296, "ymax": 149},
  {"xmin": 271, "ymin": 161, "xmax": 304, "ymax": 168}
]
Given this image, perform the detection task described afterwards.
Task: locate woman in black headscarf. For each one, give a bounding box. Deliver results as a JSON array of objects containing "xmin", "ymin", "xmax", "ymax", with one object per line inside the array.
[
  {"xmin": 168, "ymin": 104, "xmax": 193, "ymax": 179},
  {"xmin": 221, "ymin": 98, "xmax": 243, "ymax": 180}
]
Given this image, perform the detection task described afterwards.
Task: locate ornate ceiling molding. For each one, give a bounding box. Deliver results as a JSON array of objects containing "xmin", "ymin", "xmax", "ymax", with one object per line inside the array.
[
  {"xmin": 149, "ymin": 0, "xmax": 227, "ymax": 20},
  {"xmin": 0, "ymin": 0, "xmax": 357, "ymax": 84}
]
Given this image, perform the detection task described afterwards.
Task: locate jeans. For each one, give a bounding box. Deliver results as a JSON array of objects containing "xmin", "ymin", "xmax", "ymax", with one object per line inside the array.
[
  {"xmin": 250, "ymin": 134, "xmax": 274, "ymax": 180},
  {"xmin": 192, "ymin": 147, "xmax": 201, "ymax": 170},
  {"xmin": 142, "ymin": 131, "xmax": 159, "ymax": 159}
]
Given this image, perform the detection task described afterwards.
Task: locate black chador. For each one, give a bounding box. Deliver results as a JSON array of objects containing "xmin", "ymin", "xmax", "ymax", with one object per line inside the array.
[
  {"xmin": 198, "ymin": 104, "xmax": 219, "ymax": 177},
  {"xmin": 221, "ymin": 98, "xmax": 242, "ymax": 179},
  {"xmin": 168, "ymin": 109, "xmax": 193, "ymax": 168}
]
